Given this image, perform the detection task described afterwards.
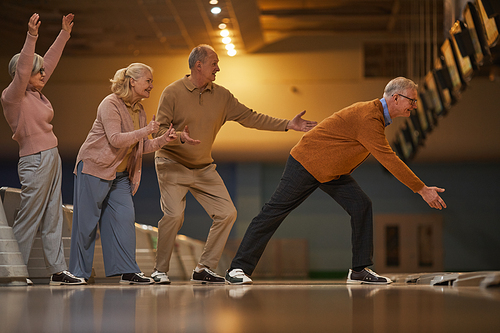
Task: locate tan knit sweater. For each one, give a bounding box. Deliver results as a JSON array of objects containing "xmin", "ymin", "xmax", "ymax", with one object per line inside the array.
[
  {"xmin": 154, "ymin": 76, "xmax": 289, "ymax": 169},
  {"xmin": 291, "ymin": 99, "xmax": 425, "ymax": 193}
]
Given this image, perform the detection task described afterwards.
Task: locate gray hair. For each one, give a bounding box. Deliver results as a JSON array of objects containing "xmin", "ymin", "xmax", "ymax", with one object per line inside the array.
[
  {"xmin": 8, "ymin": 53, "xmax": 44, "ymax": 79},
  {"xmin": 383, "ymin": 77, "xmax": 418, "ymax": 99},
  {"xmin": 188, "ymin": 44, "xmax": 216, "ymax": 69},
  {"xmin": 110, "ymin": 63, "xmax": 153, "ymax": 102}
]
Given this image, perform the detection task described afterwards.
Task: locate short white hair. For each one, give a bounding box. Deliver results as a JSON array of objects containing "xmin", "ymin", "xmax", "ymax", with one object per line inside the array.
[
  {"xmin": 8, "ymin": 53, "xmax": 44, "ymax": 79},
  {"xmin": 383, "ymin": 77, "xmax": 418, "ymax": 99},
  {"xmin": 188, "ymin": 44, "xmax": 216, "ymax": 69}
]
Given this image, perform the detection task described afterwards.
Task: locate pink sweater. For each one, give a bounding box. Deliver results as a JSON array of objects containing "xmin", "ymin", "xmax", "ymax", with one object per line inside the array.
[
  {"xmin": 1, "ymin": 30, "xmax": 70, "ymax": 157},
  {"xmin": 75, "ymin": 93, "xmax": 170, "ymax": 195}
]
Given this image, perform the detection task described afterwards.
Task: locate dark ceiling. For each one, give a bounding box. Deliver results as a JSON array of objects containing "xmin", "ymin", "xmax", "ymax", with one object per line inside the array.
[{"xmin": 0, "ymin": 0, "xmax": 445, "ymax": 57}]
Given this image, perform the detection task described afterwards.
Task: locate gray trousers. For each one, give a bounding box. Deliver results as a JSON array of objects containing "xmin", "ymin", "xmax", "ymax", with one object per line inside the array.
[
  {"xmin": 69, "ymin": 161, "xmax": 140, "ymax": 279},
  {"xmin": 13, "ymin": 147, "xmax": 67, "ymax": 274}
]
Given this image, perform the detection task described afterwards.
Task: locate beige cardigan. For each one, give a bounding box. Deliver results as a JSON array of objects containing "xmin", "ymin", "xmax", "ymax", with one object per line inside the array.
[
  {"xmin": 75, "ymin": 93, "xmax": 169, "ymax": 194},
  {"xmin": 291, "ymin": 99, "xmax": 425, "ymax": 193}
]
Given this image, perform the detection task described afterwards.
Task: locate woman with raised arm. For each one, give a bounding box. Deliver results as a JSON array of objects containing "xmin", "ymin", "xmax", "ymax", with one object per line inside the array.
[
  {"xmin": 1, "ymin": 13, "xmax": 86, "ymax": 285},
  {"xmin": 69, "ymin": 63, "xmax": 178, "ymax": 284}
]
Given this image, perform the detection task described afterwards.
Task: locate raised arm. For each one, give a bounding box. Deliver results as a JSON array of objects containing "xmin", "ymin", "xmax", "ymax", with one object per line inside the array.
[
  {"xmin": 62, "ymin": 13, "xmax": 74, "ymax": 34},
  {"xmin": 1, "ymin": 14, "xmax": 40, "ymax": 104},
  {"xmin": 28, "ymin": 13, "xmax": 41, "ymax": 36},
  {"xmin": 41, "ymin": 13, "xmax": 73, "ymax": 81}
]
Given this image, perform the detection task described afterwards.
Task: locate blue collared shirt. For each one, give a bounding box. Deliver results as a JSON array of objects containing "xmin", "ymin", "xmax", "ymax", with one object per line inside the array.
[{"xmin": 380, "ymin": 98, "xmax": 392, "ymax": 127}]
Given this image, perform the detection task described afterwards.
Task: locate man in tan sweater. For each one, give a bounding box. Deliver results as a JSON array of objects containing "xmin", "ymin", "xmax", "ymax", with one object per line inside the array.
[
  {"xmin": 226, "ymin": 77, "xmax": 447, "ymax": 285},
  {"xmin": 151, "ymin": 44, "xmax": 317, "ymax": 284}
]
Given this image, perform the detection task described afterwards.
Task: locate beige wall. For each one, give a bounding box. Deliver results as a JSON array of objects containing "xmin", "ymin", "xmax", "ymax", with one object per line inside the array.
[{"xmin": 1, "ymin": 42, "xmax": 499, "ymax": 162}]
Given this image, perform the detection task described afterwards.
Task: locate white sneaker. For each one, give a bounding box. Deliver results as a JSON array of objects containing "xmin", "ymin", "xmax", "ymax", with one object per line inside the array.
[
  {"xmin": 151, "ymin": 270, "xmax": 171, "ymax": 284},
  {"xmin": 225, "ymin": 269, "xmax": 253, "ymax": 285}
]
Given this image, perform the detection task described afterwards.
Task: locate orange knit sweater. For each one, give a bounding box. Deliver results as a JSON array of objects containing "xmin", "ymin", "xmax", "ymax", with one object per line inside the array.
[{"xmin": 290, "ymin": 99, "xmax": 425, "ymax": 193}]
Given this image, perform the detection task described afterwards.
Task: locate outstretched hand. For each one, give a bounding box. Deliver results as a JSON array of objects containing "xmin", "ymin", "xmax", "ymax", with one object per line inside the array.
[
  {"xmin": 418, "ymin": 186, "xmax": 447, "ymax": 210},
  {"xmin": 160, "ymin": 123, "xmax": 177, "ymax": 143},
  {"xmin": 180, "ymin": 126, "xmax": 201, "ymax": 145},
  {"xmin": 28, "ymin": 13, "xmax": 41, "ymax": 36},
  {"xmin": 62, "ymin": 13, "xmax": 75, "ymax": 33},
  {"xmin": 286, "ymin": 110, "xmax": 317, "ymax": 132}
]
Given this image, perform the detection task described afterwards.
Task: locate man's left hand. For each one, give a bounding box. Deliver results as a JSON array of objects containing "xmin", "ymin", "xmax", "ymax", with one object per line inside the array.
[{"xmin": 286, "ymin": 110, "xmax": 317, "ymax": 132}]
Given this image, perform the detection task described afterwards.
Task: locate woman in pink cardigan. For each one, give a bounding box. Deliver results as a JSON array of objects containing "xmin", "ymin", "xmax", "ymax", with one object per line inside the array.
[
  {"xmin": 1, "ymin": 13, "xmax": 85, "ymax": 285},
  {"xmin": 69, "ymin": 63, "xmax": 177, "ymax": 284}
]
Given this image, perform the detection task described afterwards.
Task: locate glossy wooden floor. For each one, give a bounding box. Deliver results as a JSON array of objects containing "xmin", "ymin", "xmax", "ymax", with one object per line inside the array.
[{"xmin": 1, "ymin": 279, "xmax": 499, "ymax": 333}]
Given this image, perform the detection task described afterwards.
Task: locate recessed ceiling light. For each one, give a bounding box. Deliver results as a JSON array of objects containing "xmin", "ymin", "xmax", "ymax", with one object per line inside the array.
[{"xmin": 211, "ymin": 7, "xmax": 221, "ymax": 14}]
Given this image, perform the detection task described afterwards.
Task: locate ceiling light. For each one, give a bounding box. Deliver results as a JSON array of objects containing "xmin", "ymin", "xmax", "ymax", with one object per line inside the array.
[
  {"xmin": 222, "ymin": 36, "xmax": 231, "ymax": 44},
  {"xmin": 220, "ymin": 29, "xmax": 229, "ymax": 37},
  {"xmin": 211, "ymin": 7, "xmax": 221, "ymax": 14},
  {"xmin": 225, "ymin": 43, "xmax": 235, "ymax": 50},
  {"xmin": 227, "ymin": 49, "xmax": 237, "ymax": 56},
  {"xmin": 209, "ymin": 0, "xmax": 218, "ymax": 4},
  {"xmin": 218, "ymin": 23, "xmax": 227, "ymax": 29}
]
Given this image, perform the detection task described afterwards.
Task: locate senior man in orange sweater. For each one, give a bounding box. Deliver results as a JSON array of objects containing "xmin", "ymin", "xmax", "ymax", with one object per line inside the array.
[{"xmin": 226, "ymin": 77, "xmax": 447, "ymax": 285}]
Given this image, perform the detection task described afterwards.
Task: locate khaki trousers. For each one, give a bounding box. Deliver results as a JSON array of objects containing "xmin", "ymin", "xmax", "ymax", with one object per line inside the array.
[{"xmin": 154, "ymin": 157, "xmax": 237, "ymax": 273}]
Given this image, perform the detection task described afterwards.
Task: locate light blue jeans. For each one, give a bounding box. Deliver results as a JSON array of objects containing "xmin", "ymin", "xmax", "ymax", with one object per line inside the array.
[{"xmin": 69, "ymin": 161, "xmax": 140, "ymax": 279}]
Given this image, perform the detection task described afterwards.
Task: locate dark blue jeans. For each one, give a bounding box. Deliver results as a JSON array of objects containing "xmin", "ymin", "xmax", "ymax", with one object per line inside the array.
[{"xmin": 230, "ymin": 155, "xmax": 374, "ymax": 275}]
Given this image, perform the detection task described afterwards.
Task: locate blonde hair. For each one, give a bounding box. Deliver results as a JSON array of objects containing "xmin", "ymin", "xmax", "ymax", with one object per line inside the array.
[
  {"xmin": 110, "ymin": 63, "xmax": 153, "ymax": 102},
  {"xmin": 8, "ymin": 53, "xmax": 44, "ymax": 79}
]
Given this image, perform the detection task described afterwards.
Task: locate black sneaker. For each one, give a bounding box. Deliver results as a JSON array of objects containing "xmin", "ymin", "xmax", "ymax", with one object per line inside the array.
[
  {"xmin": 346, "ymin": 268, "xmax": 393, "ymax": 285},
  {"xmin": 191, "ymin": 267, "xmax": 225, "ymax": 284},
  {"xmin": 120, "ymin": 272, "xmax": 154, "ymax": 285},
  {"xmin": 50, "ymin": 271, "xmax": 87, "ymax": 286}
]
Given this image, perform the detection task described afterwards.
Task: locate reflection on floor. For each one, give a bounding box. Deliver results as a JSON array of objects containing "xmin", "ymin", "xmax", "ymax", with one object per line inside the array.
[{"xmin": 1, "ymin": 280, "xmax": 499, "ymax": 333}]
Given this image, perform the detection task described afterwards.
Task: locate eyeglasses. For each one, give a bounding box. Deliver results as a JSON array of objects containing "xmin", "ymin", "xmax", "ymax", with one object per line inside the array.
[
  {"xmin": 38, "ymin": 67, "xmax": 45, "ymax": 75},
  {"xmin": 395, "ymin": 93, "xmax": 417, "ymax": 105}
]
